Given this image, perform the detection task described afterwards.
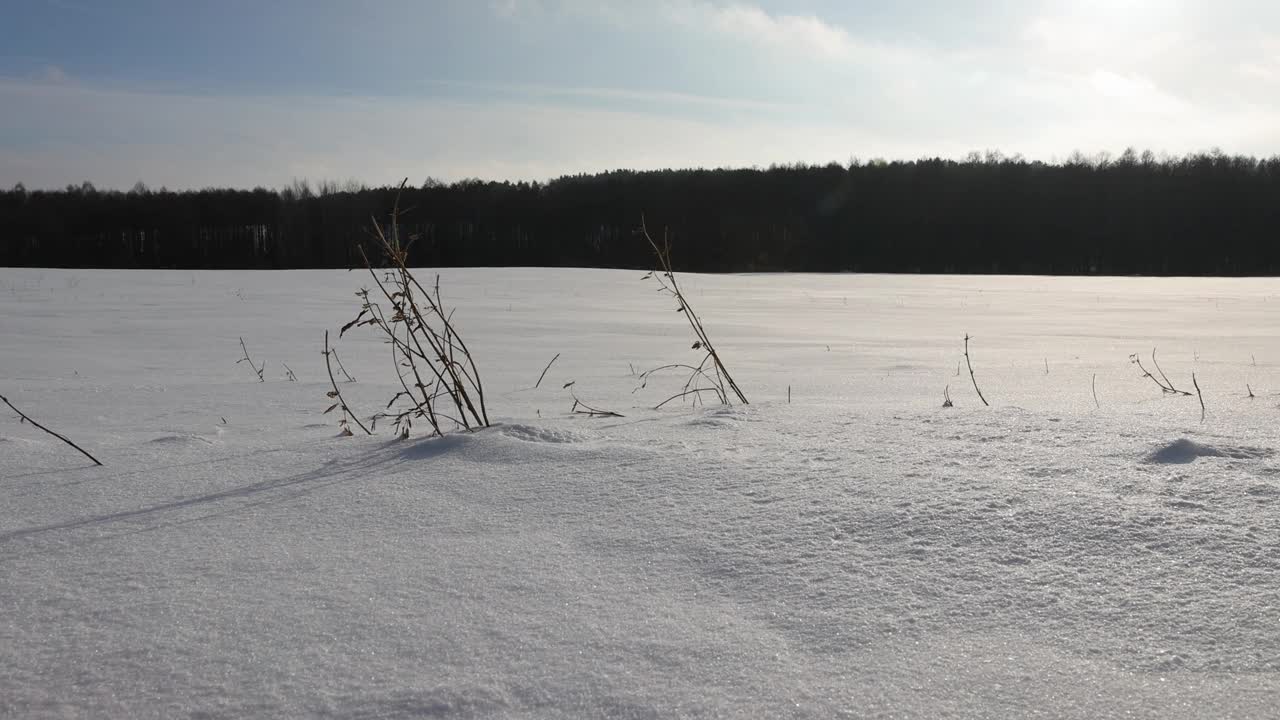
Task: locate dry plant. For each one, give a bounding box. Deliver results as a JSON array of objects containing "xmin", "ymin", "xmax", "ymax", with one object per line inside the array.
[
  {"xmin": 283, "ymin": 363, "xmax": 298, "ymax": 382},
  {"xmin": 942, "ymin": 385, "xmax": 953, "ymax": 408},
  {"xmin": 1, "ymin": 392, "xmax": 102, "ymax": 466},
  {"xmin": 569, "ymin": 391, "xmax": 624, "ymax": 418},
  {"xmin": 1193, "ymin": 372, "xmax": 1206, "ymax": 422},
  {"xmin": 636, "ymin": 217, "xmax": 748, "ymax": 409},
  {"xmin": 1129, "ymin": 348, "xmax": 1192, "ymax": 396},
  {"xmin": 338, "ymin": 179, "xmax": 490, "ymax": 439},
  {"xmin": 330, "ymin": 347, "xmax": 356, "ymax": 382},
  {"xmin": 534, "ymin": 353, "xmax": 560, "ymax": 389},
  {"xmin": 963, "ymin": 334, "xmax": 990, "ymax": 406},
  {"xmin": 323, "ymin": 330, "xmax": 370, "ymax": 436},
  {"xmin": 237, "ymin": 336, "xmax": 264, "ymax": 382}
]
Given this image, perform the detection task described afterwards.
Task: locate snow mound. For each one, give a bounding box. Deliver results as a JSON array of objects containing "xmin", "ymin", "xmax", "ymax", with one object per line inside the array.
[
  {"xmin": 682, "ymin": 405, "xmax": 753, "ymax": 428},
  {"xmin": 391, "ymin": 434, "xmax": 473, "ymax": 464},
  {"xmin": 1145, "ymin": 438, "xmax": 1273, "ymax": 464},
  {"xmin": 148, "ymin": 433, "xmax": 215, "ymax": 445},
  {"xmin": 0, "ymin": 435, "xmax": 38, "ymax": 444},
  {"xmin": 497, "ymin": 423, "xmax": 590, "ymax": 444}
]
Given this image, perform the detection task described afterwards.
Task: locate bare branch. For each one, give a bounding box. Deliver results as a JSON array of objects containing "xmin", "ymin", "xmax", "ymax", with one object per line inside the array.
[
  {"xmin": 963, "ymin": 334, "xmax": 989, "ymax": 406},
  {"xmin": 330, "ymin": 348, "xmax": 356, "ymax": 382},
  {"xmin": 1193, "ymin": 372, "xmax": 1205, "ymax": 423},
  {"xmin": 323, "ymin": 331, "xmax": 371, "ymax": 435},
  {"xmin": 1, "ymin": 393, "xmax": 102, "ymax": 466},
  {"xmin": 1129, "ymin": 350, "xmax": 1192, "ymax": 396},
  {"xmin": 534, "ymin": 353, "xmax": 561, "ymax": 389},
  {"xmin": 1151, "ymin": 348, "xmax": 1181, "ymax": 393},
  {"xmin": 636, "ymin": 215, "xmax": 747, "ymax": 408},
  {"xmin": 569, "ymin": 393, "xmax": 624, "ymax": 417},
  {"xmin": 236, "ymin": 336, "xmax": 264, "ymax": 382}
]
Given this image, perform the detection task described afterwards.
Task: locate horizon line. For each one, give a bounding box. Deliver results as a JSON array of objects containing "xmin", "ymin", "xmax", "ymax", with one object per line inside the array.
[{"xmin": 8, "ymin": 146, "xmax": 1276, "ymax": 193}]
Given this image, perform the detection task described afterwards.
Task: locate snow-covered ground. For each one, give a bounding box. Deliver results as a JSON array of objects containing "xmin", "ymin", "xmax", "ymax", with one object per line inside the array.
[{"xmin": 2, "ymin": 267, "xmax": 1279, "ymax": 718}]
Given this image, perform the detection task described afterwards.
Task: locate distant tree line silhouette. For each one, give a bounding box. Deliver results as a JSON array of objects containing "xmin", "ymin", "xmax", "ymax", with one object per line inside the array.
[{"xmin": 4, "ymin": 149, "xmax": 1279, "ymax": 275}]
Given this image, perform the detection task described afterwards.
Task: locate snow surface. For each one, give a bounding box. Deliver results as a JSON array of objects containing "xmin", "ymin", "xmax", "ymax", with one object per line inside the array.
[{"xmin": 2, "ymin": 267, "xmax": 1280, "ymax": 718}]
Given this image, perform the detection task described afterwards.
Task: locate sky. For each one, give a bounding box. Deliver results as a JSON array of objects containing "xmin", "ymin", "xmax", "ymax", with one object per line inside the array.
[{"xmin": 2, "ymin": 0, "xmax": 1279, "ymax": 189}]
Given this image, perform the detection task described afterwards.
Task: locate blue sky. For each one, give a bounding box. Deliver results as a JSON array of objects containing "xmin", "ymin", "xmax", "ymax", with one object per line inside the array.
[{"xmin": 2, "ymin": 0, "xmax": 1279, "ymax": 189}]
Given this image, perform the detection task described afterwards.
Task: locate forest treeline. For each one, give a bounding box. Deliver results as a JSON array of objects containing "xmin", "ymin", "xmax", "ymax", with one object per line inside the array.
[{"xmin": 4, "ymin": 149, "xmax": 1280, "ymax": 275}]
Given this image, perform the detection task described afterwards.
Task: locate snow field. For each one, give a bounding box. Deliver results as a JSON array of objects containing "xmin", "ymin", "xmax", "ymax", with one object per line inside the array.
[{"xmin": 2, "ymin": 268, "xmax": 1279, "ymax": 718}]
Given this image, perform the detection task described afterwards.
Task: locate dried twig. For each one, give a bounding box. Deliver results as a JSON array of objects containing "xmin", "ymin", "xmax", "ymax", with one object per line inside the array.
[
  {"xmin": 963, "ymin": 334, "xmax": 989, "ymax": 406},
  {"xmin": 570, "ymin": 393, "xmax": 624, "ymax": 418},
  {"xmin": 1, "ymin": 393, "xmax": 102, "ymax": 466},
  {"xmin": 942, "ymin": 385, "xmax": 953, "ymax": 408},
  {"xmin": 1247, "ymin": 383, "xmax": 1256, "ymax": 399},
  {"xmin": 1092, "ymin": 373, "xmax": 1099, "ymax": 409},
  {"xmin": 283, "ymin": 363, "xmax": 297, "ymax": 382},
  {"xmin": 330, "ymin": 348, "xmax": 356, "ymax": 382},
  {"xmin": 1193, "ymin": 372, "xmax": 1205, "ymax": 422},
  {"xmin": 534, "ymin": 353, "xmax": 560, "ymax": 389},
  {"xmin": 638, "ymin": 363, "xmax": 727, "ymax": 408},
  {"xmin": 1151, "ymin": 348, "xmax": 1179, "ymax": 392},
  {"xmin": 323, "ymin": 330, "xmax": 370, "ymax": 436},
  {"xmin": 637, "ymin": 216, "xmax": 747, "ymax": 408},
  {"xmin": 237, "ymin": 336, "xmax": 264, "ymax": 382},
  {"xmin": 1129, "ymin": 349, "xmax": 1192, "ymax": 396}
]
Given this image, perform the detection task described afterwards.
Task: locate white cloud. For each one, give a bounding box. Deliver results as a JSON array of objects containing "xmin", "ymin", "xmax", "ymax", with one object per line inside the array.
[
  {"xmin": 35, "ymin": 65, "xmax": 72, "ymax": 84},
  {"xmin": 662, "ymin": 1, "xmax": 858, "ymax": 60},
  {"xmin": 490, "ymin": 0, "xmax": 542, "ymax": 20},
  {"xmin": 421, "ymin": 77, "xmax": 787, "ymax": 114},
  {"xmin": 0, "ymin": 79, "xmax": 892, "ymax": 189}
]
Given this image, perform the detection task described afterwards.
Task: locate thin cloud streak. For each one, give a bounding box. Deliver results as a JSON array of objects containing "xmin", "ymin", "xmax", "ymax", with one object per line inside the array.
[
  {"xmin": 662, "ymin": 1, "xmax": 859, "ymax": 60},
  {"xmin": 3, "ymin": 76, "xmax": 1277, "ymax": 191},
  {"xmin": 0, "ymin": 79, "xmax": 937, "ymax": 189},
  {"xmin": 421, "ymin": 77, "xmax": 789, "ymax": 114}
]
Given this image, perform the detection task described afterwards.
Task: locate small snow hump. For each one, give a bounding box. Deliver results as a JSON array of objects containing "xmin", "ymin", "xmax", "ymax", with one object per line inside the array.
[
  {"xmin": 498, "ymin": 424, "xmax": 589, "ymax": 444},
  {"xmin": 148, "ymin": 433, "xmax": 214, "ymax": 446},
  {"xmin": 1146, "ymin": 438, "xmax": 1222, "ymax": 464},
  {"xmin": 1145, "ymin": 438, "xmax": 1274, "ymax": 464}
]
